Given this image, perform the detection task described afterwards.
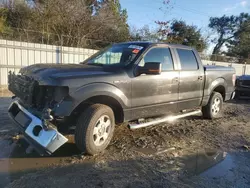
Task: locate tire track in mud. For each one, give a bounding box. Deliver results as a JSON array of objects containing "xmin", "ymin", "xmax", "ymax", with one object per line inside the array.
[{"xmin": 109, "ymin": 101, "xmax": 250, "ymax": 158}]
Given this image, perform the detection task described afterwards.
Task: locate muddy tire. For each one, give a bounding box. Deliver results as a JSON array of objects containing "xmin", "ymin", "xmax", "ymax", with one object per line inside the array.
[
  {"xmin": 202, "ymin": 92, "xmax": 223, "ymax": 119},
  {"xmin": 75, "ymin": 104, "xmax": 115, "ymax": 155}
]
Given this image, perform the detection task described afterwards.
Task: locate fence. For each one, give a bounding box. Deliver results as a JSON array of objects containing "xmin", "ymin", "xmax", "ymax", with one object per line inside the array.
[
  {"xmin": 0, "ymin": 38, "xmax": 250, "ymax": 86},
  {"xmin": 200, "ymin": 54, "xmax": 250, "ymax": 64},
  {"xmin": 203, "ymin": 60, "xmax": 250, "ymax": 76},
  {"xmin": 0, "ymin": 39, "xmax": 98, "ymax": 86}
]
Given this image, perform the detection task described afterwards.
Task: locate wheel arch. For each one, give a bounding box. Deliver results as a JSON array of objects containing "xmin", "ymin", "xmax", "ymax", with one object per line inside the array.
[
  {"xmin": 212, "ymin": 85, "xmax": 226, "ymax": 100},
  {"xmin": 72, "ymin": 95, "xmax": 125, "ymax": 124},
  {"xmin": 209, "ymin": 78, "xmax": 227, "ymax": 100},
  {"xmin": 202, "ymin": 78, "xmax": 227, "ymax": 106},
  {"xmin": 67, "ymin": 83, "xmax": 129, "ymax": 124}
]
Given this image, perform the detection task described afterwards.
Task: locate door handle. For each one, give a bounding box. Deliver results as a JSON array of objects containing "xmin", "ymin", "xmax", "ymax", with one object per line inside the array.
[{"xmin": 198, "ymin": 76, "xmax": 203, "ymax": 80}]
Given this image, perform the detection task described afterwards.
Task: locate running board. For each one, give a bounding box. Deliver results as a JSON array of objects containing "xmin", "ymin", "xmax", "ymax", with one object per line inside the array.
[{"xmin": 129, "ymin": 110, "xmax": 201, "ymax": 130}]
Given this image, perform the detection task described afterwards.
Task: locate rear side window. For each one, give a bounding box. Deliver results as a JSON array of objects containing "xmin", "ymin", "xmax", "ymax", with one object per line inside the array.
[
  {"xmin": 140, "ymin": 48, "xmax": 174, "ymax": 71},
  {"xmin": 177, "ymin": 49, "xmax": 198, "ymax": 70}
]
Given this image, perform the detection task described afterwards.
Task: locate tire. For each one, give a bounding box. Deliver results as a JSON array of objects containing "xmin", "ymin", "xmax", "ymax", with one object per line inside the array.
[
  {"xmin": 75, "ymin": 104, "xmax": 115, "ymax": 155},
  {"xmin": 202, "ymin": 92, "xmax": 223, "ymax": 119}
]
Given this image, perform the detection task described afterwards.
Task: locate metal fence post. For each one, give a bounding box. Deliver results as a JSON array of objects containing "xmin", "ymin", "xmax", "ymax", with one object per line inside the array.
[
  {"xmin": 60, "ymin": 46, "xmax": 63, "ymax": 64},
  {"xmin": 60, "ymin": 35, "xmax": 63, "ymax": 64},
  {"xmin": 56, "ymin": 47, "xmax": 60, "ymax": 64},
  {"xmin": 243, "ymin": 62, "xmax": 247, "ymax": 75}
]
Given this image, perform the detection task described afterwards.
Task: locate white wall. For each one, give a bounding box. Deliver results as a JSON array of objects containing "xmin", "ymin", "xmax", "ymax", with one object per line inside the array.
[
  {"xmin": 0, "ymin": 39, "xmax": 98, "ymax": 85},
  {"xmin": 0, "ymin": 38, "xmax": 249, "ymax": 85}
]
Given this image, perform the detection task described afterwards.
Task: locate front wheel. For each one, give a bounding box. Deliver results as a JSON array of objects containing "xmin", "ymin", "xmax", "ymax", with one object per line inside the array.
[
  {"xmin": 202, "ymin": 92, "xmax": 223, "ymax": 119},
  {"xmin": 75, "ymin": 104, "xmax": 115, "ymax": 155}
]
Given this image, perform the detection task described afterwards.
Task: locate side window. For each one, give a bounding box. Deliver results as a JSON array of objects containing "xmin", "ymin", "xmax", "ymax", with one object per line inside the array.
[
  {"xmin": 177, "ymin": 49, "xmax": 198, "ymax": 70},
  {"xmin": 140, "ymin": 48, "xmax": 174, "ymax": 71}
]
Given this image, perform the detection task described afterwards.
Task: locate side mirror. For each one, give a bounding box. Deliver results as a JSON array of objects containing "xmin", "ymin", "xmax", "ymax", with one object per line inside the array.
[{"xmin": 138, "ymin": 62, "xmax": 162, "ymax": 75}]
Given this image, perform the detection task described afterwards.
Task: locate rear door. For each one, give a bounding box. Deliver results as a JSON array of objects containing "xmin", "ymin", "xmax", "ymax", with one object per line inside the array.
[{"xmin": 175, "ymin": 48, "xmax": 204, "ymax": 110}]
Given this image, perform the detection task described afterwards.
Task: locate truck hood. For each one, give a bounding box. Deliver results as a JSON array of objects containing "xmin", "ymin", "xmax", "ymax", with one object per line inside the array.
[
  {"xmin": 19, "ymin": 63, "xmax": 115, "ymax": 85},
  {"xmin": 20, "ymin": 63, "xmax": 111, "ymax": 78},
  {"xmin": 238, "ymin": 75, "xmax": 250, "ymax": 80}
]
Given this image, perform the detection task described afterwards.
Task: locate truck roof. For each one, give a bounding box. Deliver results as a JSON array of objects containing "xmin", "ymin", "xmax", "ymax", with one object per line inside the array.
[{"xmin": 118, "ymin": 41, "xmax": 194, "ymax": 50}]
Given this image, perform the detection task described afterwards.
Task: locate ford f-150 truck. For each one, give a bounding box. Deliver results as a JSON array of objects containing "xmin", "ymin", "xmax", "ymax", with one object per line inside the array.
[{"xmin": 8, "ymin": 42, "xmax": 236, "ymax": 155}]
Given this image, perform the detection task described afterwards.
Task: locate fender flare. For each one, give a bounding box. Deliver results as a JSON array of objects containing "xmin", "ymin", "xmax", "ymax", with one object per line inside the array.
[
  {"xmin": 208, "ymin": 78, "xmax": 227, "ymax": 96},
  {"xmin": 202, "ymin": 78, "xmax": 227, "ymax": 106},
  {"xmin": 70, "ymin": 83, "xmax": 130, "ymax": 112}
]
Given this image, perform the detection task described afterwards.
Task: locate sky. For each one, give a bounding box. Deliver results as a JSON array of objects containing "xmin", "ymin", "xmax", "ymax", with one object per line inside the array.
[
  {"xmin": 120, "ymin": 0, "xmax": 250, "ymax": 30},
  {"xmin": 120, "ymin": 0, "xmax": 250, "ymax": 53}
]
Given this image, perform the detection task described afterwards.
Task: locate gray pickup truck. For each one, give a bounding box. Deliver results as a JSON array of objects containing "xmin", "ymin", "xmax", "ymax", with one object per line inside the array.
[{"xmin": 8, "ymin": 42, "xmax": 236, "ymax": 155}]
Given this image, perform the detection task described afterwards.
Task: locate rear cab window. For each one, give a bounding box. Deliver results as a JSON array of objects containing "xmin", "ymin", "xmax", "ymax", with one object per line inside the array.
[{"xmin": 177, "ymin": 49, "xmax": 199, "ymax": 70}]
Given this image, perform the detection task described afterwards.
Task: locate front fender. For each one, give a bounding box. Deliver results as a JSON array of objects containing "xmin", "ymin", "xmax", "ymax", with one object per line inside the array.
[{"xmin": 71, "ymin": 83, "xmax": 129, "ymax": 111}]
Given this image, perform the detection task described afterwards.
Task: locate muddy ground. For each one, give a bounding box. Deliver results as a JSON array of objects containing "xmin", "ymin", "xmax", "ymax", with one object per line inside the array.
[{"xmin": 1, "ymin": 91, "xmax": 250, "ymax": 188}]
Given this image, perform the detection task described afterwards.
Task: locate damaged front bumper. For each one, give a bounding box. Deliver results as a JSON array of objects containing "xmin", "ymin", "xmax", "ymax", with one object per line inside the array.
[{"xmin": 8, "ymin": 101, "xmax": 68, "ymax": 155}]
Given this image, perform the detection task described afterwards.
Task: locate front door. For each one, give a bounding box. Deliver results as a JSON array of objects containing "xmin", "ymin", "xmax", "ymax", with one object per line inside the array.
[{"xmin": 131, "ymin": 46, "xmax": 179, "ymax": 120}]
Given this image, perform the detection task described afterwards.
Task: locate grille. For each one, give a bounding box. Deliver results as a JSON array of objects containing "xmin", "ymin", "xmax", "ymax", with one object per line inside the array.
[{"xmin": 242, "ymin": 80, "xmax": 250, "ymax": 87}]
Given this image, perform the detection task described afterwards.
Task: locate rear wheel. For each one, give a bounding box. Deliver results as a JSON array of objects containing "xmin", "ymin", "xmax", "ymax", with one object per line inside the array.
[
  {"xmin": 75, "ymin": 104, "xmax": 115, "ymax": 155},
  {"xmin": 202, "ymin": 92, "xmax": 223, "ymax": 119}
]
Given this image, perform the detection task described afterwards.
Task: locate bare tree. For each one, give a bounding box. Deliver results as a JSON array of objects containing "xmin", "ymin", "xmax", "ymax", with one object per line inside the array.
[{"xmin": 0, "ymin": 0, "xmax": 130, "ymax": 48}]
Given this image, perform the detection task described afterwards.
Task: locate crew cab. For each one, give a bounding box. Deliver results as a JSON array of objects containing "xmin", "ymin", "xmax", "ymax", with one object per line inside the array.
[{"xmin": 8, "ymin": 42, "xmax": 236, "ymax": 155}]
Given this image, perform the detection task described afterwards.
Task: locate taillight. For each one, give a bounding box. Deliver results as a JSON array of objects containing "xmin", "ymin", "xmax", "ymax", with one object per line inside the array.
[{"xmin": 232, "ymin": 74, "xmax": 236, "ymax": 87}]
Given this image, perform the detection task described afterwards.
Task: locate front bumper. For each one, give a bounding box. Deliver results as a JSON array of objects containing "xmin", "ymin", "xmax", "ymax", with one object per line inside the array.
[
  {"xmin": 8, "ymin": 101, "xmax": 68, "ymax": 155},
  {"xmin": 236, "ymin": 86, "xmax": 250, "ymax": 98}
]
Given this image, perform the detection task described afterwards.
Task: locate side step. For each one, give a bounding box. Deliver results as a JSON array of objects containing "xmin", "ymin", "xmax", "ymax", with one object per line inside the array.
[{"xmin": 129, "ymin": 110, "xmax": 201, "ymax": 130}]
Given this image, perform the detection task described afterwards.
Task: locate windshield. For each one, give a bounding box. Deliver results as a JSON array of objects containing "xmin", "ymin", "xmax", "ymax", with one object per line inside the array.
[{"xmin": 83, "ymin": 44, "xmax": 144, "ymax": 66}]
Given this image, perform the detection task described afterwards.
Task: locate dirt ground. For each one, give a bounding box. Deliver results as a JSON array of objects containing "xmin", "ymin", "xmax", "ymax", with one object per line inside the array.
[{"xmin": 1, "ymin": 91, "xmax": 250, "ymax": 188}]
